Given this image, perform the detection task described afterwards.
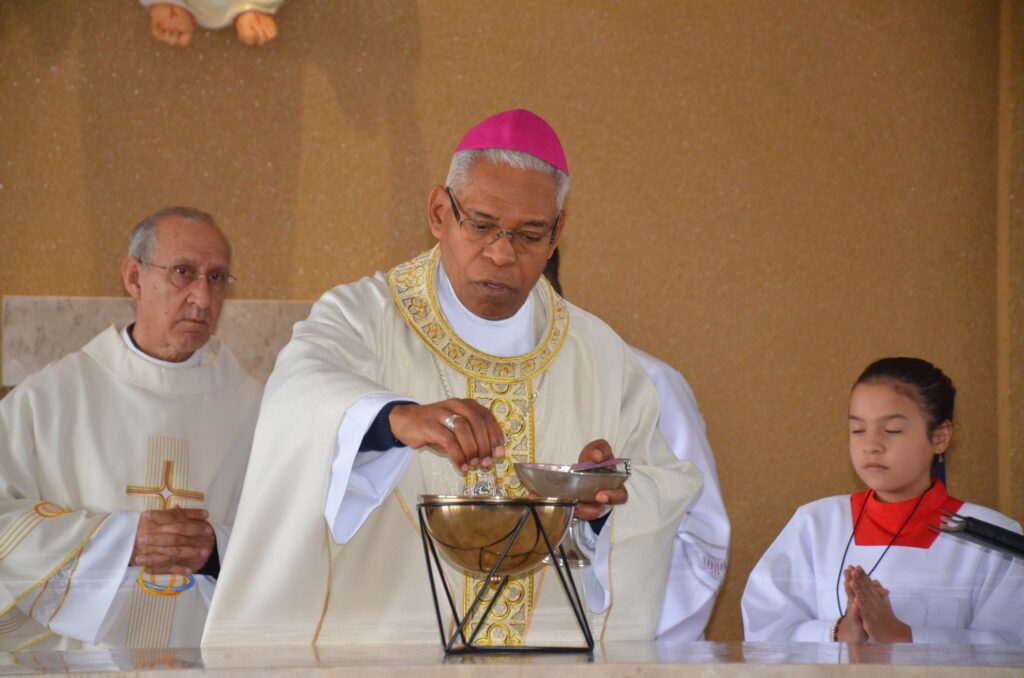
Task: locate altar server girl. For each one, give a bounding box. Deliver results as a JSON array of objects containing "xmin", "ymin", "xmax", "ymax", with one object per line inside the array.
[{"xmin": 742, "ymin": 357, "xmax": 1024, "ymax": 643}]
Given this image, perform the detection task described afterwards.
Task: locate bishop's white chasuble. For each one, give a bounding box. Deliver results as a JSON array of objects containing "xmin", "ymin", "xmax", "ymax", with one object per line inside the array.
[
  {"xmin": 205, "ymin": 247, "xmax": 701, "ymax": 647},
  {"xmin": 0, "ymin": 326, "xmax": 261, "ymax": 650}
]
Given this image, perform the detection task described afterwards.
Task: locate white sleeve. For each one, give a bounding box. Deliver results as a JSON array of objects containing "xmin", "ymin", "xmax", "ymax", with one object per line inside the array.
[
  {"xmin": 573, "ymin": 518, "xmax": 613, "ymax": 613},
  {"xmin": 633, "ymin": 350, "xmax": 730, "ymax": 641},
  {"xmin": 913, "ymin": 519, "xmax": 1024, "ymax": 645},
  {"xmin": 19, "ymin": 510, "xmax": 138, "ymax": 645},
  {"xmin": 741, "ymin": 506, "xmax": 833, "ymax": 642},
  {"xmin": 324, "ymin": 393, "xmax": 417, "ymax": 544}
]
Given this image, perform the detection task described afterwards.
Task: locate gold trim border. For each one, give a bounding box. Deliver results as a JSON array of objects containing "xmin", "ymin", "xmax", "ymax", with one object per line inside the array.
[
  {"xmin": 0, "ymin": 514, "xmax": 110, "ymax": 620},
  {"xmin": 388, "ymin": 247, "xmax": 569, "ymax": 383},
  {"xmin": 311, "ymin": 521, "xmax": 332, "ymax": 647},
  {"xmin": 12, "ymin": 630, "xmax": 54, "ymax": 653}
]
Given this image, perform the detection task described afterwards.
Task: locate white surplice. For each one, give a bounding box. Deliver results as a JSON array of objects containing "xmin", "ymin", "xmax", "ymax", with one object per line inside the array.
[
  {"xmin": 634, "ymin": 350, "xmax": 729, "ymax": 642},
  {"xmin": 0, "ymin": 325, "xmax": 261, "ymax": 650},
  {"xmin": 205, "ymin": 247, "xmax": 702, "ymax": 647},
  {"xmin": 741, "ymin": 492, "xmax": 1024, "ymax": 644}
]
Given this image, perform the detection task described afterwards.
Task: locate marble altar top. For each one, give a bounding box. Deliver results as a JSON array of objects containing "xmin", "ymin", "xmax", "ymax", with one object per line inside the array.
[{"xmin": 2, "ymin": 642, "xmax": 1023, "ymax": 677}]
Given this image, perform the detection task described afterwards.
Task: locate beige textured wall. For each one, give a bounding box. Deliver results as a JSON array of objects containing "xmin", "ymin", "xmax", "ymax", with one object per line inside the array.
[
  {"xmin": 0, "ymin": 1, "xmax": 1016, "ymax": 641},
  {"xmin": 1001, "ymin": 0, "xmax": 1024, "ymax": 525}
]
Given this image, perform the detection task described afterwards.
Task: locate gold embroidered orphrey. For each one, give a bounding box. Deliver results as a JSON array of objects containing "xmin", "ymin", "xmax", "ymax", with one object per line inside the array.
[
  {"xmin": 0, "ymin": 502, "xmax": 76, "ymax": 650},
  {"xmin": 389, "ymin": 247, "xmax": 569, "ymax": 646},
  {"xmin": 123, "ymin": 435, "xmax": 204, "ymax": 648}
]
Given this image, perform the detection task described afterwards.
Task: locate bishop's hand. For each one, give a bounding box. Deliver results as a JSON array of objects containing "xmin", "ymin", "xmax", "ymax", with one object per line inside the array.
[
  {"xmin": 389, "ymin": 399, "xmax": 506, "ymax": 472},
  {"xmin": 574, "ymin": 439, "xmax": 628, "ymax": 521},
  {"xmin": 132, "ymin": 508, "xmax": 216, "ymax": 575}
]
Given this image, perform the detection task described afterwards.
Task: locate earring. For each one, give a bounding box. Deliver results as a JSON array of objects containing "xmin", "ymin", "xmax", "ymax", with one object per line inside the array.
[{"xmin": 938, "ymin": 453, "xmax": 945, "ymax": 465}]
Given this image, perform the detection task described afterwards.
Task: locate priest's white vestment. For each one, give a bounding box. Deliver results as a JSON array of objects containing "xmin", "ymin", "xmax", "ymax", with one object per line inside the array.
[
  {"xmin": 205, "ymin": 247, "xmax": 701, "ymax": 647},
  {"xmin": 741, "ymin": 484, "xmax": 1024, "ymax": 644},
  {"xmin": 0, "ymin": 325, "xmax": 261, "ymax": 650},
  {"xmin": 634, "ymin": 350, "xmax": 729, "ymax": 642}
]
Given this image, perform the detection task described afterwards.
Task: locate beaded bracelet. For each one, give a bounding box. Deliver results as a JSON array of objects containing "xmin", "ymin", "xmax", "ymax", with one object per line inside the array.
[{"xmin": 827, "ymin": 617, "xmax": 841, "ymax": 642}]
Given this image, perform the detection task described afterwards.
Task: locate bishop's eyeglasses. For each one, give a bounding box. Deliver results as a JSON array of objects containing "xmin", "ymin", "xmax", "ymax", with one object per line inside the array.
[
  {"xmin": 140, "ymin": 260, "xmax": 236, "ymax": 295},
  {"xmin": 445, "ymin": 186, "xmax": 559, "ymax": 255}
]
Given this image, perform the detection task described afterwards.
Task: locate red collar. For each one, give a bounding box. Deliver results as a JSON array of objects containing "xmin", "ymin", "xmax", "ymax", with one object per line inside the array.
[{"xmin": 850, "ymin": 480, "xmax": 964, "ymax": 548}]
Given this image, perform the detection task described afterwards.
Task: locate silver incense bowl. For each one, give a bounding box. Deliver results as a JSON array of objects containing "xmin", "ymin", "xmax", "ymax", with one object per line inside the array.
[{"xmin": 515, "ymin": 459, "xmax": 631, "ymax": 502}]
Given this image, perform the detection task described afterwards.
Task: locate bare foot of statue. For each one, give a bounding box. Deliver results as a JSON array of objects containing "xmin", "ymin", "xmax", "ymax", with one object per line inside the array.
[
  {"xmin": 235, "ymin": 11, "xmax": 278, "ymax": 46},
  {"xmin": 149, "ymin": 3, "xmax": 195, "ymax": 47}
]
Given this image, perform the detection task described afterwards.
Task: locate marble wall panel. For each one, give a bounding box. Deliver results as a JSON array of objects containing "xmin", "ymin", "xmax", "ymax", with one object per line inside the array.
[{"xmin": 1, "ymin": 296, "xmax": 312, "ymax": 387}]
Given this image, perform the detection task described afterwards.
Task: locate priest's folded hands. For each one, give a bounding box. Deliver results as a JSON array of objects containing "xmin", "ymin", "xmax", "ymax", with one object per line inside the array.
[{"xmin": 130, "ymin": 507, "xmax": 216, "ymax": 575}]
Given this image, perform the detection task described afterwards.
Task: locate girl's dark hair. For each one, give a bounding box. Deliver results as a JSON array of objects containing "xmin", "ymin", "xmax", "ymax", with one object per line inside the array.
[{"xmin": 854, "ymin": 357, "xmax": 956, "ymax": 434}]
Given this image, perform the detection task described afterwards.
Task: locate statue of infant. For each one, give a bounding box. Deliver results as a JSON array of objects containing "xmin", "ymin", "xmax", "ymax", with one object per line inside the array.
[{"xmin": 141, "ymin": 1, "xmax": 284, "ymax": 47}]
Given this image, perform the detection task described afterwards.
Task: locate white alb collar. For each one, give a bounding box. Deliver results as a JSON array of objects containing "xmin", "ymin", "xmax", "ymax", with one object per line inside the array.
[
  {"xmin": 435, "ymin": 262, "xmax": 536, "ymax": 358},
  {"xmin": 121, "ymin": 325, "xmax": 204, "ymax": 368}
]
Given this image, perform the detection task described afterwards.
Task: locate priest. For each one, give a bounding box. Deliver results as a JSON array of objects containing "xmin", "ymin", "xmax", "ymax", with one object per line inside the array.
[
  {"xmin": 0, "ymin": 207, "xmax": 262, "ymax": 650},
  {"xmin": 205, "ymin": 110, "xmax": 702, "ymax": 648}
]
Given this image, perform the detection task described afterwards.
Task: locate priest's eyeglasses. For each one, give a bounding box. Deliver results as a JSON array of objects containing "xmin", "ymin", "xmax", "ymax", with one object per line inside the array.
[
  {"xmin": 445, "ymin": 186, "xmax": 559, "ymax": 255},
  {"xmin": 140, "ymin": 260, "xmax": 235, "ymax": 295}
]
